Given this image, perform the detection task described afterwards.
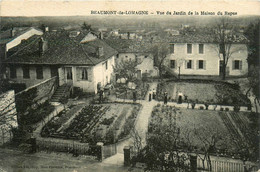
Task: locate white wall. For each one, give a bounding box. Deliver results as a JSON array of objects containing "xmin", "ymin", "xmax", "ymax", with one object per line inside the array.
[{"xmin": 165, "ymin": 43, "xmax": 248, "ymax": 76}]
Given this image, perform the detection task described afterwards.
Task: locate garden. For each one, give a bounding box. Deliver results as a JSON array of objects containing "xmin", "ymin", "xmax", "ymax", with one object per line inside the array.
[
  {"xmin": 41, "ymin": 103, "xmax": 141, "ymax": 145},
  {"xmin": 146, "ymin": 104, "xmax": 258, "ymax": 161},
  {"xmin": 114, "ymin": 81, "xmax": 149, "ymax": 100},
  {"xmin": 156, "ymin": 79, "xmax": 250, "ymax": 106}
]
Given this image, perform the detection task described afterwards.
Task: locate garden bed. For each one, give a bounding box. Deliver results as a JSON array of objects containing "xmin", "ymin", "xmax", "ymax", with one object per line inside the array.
[
  {"xmin": 148, "ymin": 104, "xmax": 258, "ymax": 161},
  {"xmin": 156, "ymin": 80, "xmax": 250, "ymax": 106},
  {"xmin": 19, "ymin": 101, "xmax": 55, "ymax": 127},
  {"xmin": 41, "ymin": 103, "xmax": 141, "ymax": 145}
]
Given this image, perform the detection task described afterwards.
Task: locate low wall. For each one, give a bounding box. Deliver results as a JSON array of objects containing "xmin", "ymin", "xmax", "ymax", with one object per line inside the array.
[
  {"xmin": 0, "ymin": 90, "xmax": 18, "ymax": 145},
  {"xmin": 15, "ymin": 77, "xmax": 58, "ymax": 113}
]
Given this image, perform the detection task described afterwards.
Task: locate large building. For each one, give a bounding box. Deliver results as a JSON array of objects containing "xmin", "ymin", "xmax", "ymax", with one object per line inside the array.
[
  {"xmin": 2, "ymin": 30, "xmax": 117, "ymax": 94},
  {"xmin": 164, "ymin": 33, "xmax": 248, "ymax": 77}
]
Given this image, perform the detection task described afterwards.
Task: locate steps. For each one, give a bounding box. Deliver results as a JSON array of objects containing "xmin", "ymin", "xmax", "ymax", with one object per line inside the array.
[{"xmin": 50, "ymin": 84, "xmax": 70, "ymax": 102}]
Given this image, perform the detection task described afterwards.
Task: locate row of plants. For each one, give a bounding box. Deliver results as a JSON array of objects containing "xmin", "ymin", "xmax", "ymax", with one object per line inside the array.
[
  {"xmin": 41, "ymin": 105, "xmax": 76, "ymax": 137},
  {"xmin": 118, "ymin": 105, "xmax": 141, "ymax": 140},
  {"xmin": 63, "ymin": 105, "xmax": 109, "ymax": 139},
  {"xmin": 19, "ymin": 101, "xmax": 55, "ymax": 127}
]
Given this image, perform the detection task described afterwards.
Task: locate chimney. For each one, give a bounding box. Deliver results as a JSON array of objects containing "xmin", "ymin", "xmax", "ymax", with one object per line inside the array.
[
  {"xmin": 99, "ymin": 31, "xmax": 104, "ymax": 39},
  {"xmin": 10, "ymin": 28, "xmax": 15, "ymax": 37},
  {"xmin": 96, "ymin": 47, "xmax": 104, "ymax": 57},
  {"xmin": 39, "ymin": 37, "xmax": 48, "ymax": 56},
  {"xmin": 0, "ymin": 44, "xmax": 7, "ymax": 61}
]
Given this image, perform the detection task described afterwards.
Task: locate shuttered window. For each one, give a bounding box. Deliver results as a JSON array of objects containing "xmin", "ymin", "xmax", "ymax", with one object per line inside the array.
[
  {"xmin": 10, "ymin": 66, "xmax": 17, "ymax": 78},
  {"xmin": 233, "ymin": 60, "xmax": 242, "ymax": 70},
  {"xmin": 36, "ymin": 66, "xmax": 43, "ymax": 79},
  {"xmin": 199, "ymin": 44, "xmax": 204, "ymax": 54},
  {"xmin": 77, "ymin": 67, "xmax": 89, "ymax": 81},
  {"xmin": 186, "ymin": 60, "xmax": 192, "ymax": 69},
  {"xmin": 170, "ymin": 60, "xmax": 176, "ymax": 68},
  {"xmin": 170, "ymin": 44, "xmax": 174, "ymax": 54},
  {"xmin": 187, "ymin": 44, "xmax": 192, "ymax": 54},
  {"xmin": 22, "ymin": 66, "xmax": 30, "ymax": 78}
]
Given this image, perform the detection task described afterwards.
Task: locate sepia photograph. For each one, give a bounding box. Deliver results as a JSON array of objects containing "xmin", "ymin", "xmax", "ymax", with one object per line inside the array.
[{"xmin": 0, "ymin": 0, "xmax": 259, "ymax": 171}]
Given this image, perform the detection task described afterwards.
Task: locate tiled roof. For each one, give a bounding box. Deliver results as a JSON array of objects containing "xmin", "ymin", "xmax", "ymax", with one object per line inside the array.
[
  {"xmin": 0, "ymin": 27, "xmax": 42, "ymax": 44},
  {"xmin": 104, "ymin": 38, "xmax": 154, "ymax": 53},
  {"xmin": 3, "ymin": 31, "xmax": 117, "ymax": 65},
  {"xmin": 168, "ymin": 33, "xmax": 248, "ymax": 44}
]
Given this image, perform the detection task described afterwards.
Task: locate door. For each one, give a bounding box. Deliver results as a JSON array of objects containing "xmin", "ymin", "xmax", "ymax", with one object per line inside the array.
[
  {"xmin": 137, "ymin": 70, "xmax": 142, "ymax": 80},
  {"xmin": 58, "ymin": 67, "xmax": 65, "ymax": 86},
  {"xmin": 65, "ymin": 67, "xmax": 73, "ymax": 85}
]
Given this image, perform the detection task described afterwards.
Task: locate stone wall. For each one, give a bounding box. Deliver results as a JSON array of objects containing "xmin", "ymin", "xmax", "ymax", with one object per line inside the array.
[
  {"xmin": 0, "ymin": 90, "xmax": 18, "ymax": 145},
  {"xmin": 15, "ymin": 76, "xmax": 58, "ymax": 113}
]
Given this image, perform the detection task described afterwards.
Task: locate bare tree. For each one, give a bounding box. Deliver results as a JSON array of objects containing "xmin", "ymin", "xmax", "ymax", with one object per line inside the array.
[
  {"xmin": 151, "ymin": 42, "xmax": 169, "ymax": 77},
  {"xmin": 213, "ymin": 17, "xmax": 243, "ymax": 80}
]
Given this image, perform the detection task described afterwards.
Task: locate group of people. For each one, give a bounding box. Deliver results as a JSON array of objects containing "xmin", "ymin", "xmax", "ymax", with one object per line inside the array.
[
  {"xmin": 148, "ymin": 89, "xmax": 168, "ymax": 104},
  {"xmin": 148, "ymin": 89, "xmax": 157, "ymax": 101}
]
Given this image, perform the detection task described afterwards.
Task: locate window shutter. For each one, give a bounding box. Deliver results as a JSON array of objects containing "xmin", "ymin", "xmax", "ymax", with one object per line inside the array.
[
  {"xmin": 232, "ymin": 61, "xmax": 235, "ymax": 70},
  {"xmin": 185, "ymin": 60, "xmax": 187, "ymax": 69},
  {"xmin": 239, "ymin": 60, "xmax": 242, "ymax": 70},
  {"xmin": 76, "ymin": 67, "xmax": 81, "ymax": 80},
  {"xmin": 88, "ymin": 68, "xmax": 92, "ymax": 82},
  {"xmin": 204, "ymin": 60, "xmax": 206, "ymax": 70},
  {"xmin": 196, "ymin": 60, "xmax": 199, "ymax": 69},
  {"xmin": 191, "ymin": 60, "xmax": 194, "ymax": 69},
  {"xmin": 174, "ymin": 60, "xmax": 176, "ymax": 69}
]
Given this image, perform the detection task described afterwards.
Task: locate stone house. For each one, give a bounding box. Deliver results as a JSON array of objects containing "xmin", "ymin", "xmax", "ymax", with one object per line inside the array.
[
  {"xmin": 164, "ymin": 33, "xmax": 248, "ymax": 77},
  {"xmin": 2, "ymin": 30, "xmax": 117, "ymax": 94},
  {"xmin": 105, "ymin": 38, "xmax": 158, "ymax": 78}
]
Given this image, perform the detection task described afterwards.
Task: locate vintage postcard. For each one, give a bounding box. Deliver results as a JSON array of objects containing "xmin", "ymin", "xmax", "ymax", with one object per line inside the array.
[{"xmin": 0, "ymin": 0, "xmax": 259, "ymax": 171}]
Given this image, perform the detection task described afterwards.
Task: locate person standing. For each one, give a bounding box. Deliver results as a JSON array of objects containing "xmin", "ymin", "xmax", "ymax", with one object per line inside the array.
[
  {"xmin": 152, "ymin": 89, "xmax": 156, "ymax": 100},
  {"xmin": 133, "ymin": 90, "xmax": 137, "ymax": 102},
  {"xmin": 148, "ymin": 90, "xmax": 152, "ymax": 101},
  {"xmin": 164, "ymin": 92, "xmax": 168, "ymax": 104}
]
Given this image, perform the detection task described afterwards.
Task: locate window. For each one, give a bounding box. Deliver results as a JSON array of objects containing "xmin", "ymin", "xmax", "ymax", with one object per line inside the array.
[
  {"xmin": 187, "ymin": 44, "xmax": 192, "ymax": 54},
  {"xmin": 219, "ymin": 44, "xmax": 224, "ymax": 54},
  {"xmin": 198, "ymin": 60, "xmax": 204, "ymax": 69},
  {"xmin": 22, "ymin": 66, "xmax": 30, "ymax": 78},
  {"xmin": 66, "ymin": 67, "xmax": 72, "ymax": 80},
  {"xmin": 76, "ymin": 67, "xmax": 89, "ymax": 81},
  {"xmin": 199, "ymin": 44, "xmax": 204, "ymax": 54},
  {"xmin": 233, "ymin": 60, "xmax": 242, "ymax": 70},
  {"xmin": 104, "ymin": 61, "xmax": 108, "ymax": 70},
  {"xmin": 36, "ymin": 66, "xmax": 43, "ymax": 79},
  {"xmin": 170, "ymin": 60, "xmax": 176, "ymax": 68},
  {"xmin": 82, "ymin": 68, "xmax": 88, "ymax": 80},
  {"xmin": 170, "ymin": 44, "xmax": 174, "ymax": 54},
  {"xmin": 10, "ymin": 66, "xmax": 16, "ymax": 78},
  {"xmin": 50, "ymin": 66, "xmax": 58, "ymax": 77},
  {"xmin": 186, "ymin": 60, "xmax": 192, "ymax": 69}
]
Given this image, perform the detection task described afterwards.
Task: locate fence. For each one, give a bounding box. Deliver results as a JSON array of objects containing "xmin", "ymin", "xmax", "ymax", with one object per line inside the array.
[
  {"xmin": 103, "ymin": 143, "xmax": 117, "ymax": 158},
  {"xmin": 197, "ymin": 156, "xmax": 258, "ymax": 172},
  {"xmin": 36, "ymin": 139, "xmax": 90, "ymax": 155}
]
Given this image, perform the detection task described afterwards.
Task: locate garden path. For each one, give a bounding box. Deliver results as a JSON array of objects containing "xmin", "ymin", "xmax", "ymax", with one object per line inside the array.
[{"xmin": 103, "ymin": 82, "xmax": 158, "ymax": 165}]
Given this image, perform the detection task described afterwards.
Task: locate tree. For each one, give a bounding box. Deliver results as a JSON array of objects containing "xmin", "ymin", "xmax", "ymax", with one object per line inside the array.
[
  {"xmin": 81, "ymin": 22, "xmax": 92, "ymax": 31},
  {"xmin": 244, "ymin": 21, "xmax": 260, "ymax": 112},
  {"xmin": 213, "ymin": 17, "xmax": 243, "ymax": 80},
  {"xmin": 151, "ymin": 42, "xmax": 169, "ymax": 78},
  {"xmin": 113, "ymin": 60, "xmax": 139, "ymax": 83}
]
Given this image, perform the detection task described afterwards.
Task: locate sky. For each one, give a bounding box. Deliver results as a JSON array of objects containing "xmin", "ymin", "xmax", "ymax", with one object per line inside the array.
[{"xmin": 0, "ymin": 0, "xmax": 259, "ymax": 17}]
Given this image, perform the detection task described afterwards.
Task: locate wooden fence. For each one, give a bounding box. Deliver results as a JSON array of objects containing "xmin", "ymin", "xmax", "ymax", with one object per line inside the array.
[
  {"xmin": 36, "ymin": 139, "xmax": 91, "ymax": 155},
  {"xmin": 103, "ymin": 143, "xmax": 117, "ymax": 158},
  {"xmin": 197, "ymin": 156, "xmax": 258, "ymax": 172}
]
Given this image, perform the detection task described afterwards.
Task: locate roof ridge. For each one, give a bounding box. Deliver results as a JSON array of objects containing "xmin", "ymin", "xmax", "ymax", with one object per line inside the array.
[{"xmin": 8, "ymin": 36, "xmax": 40, "ymax": 59}]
